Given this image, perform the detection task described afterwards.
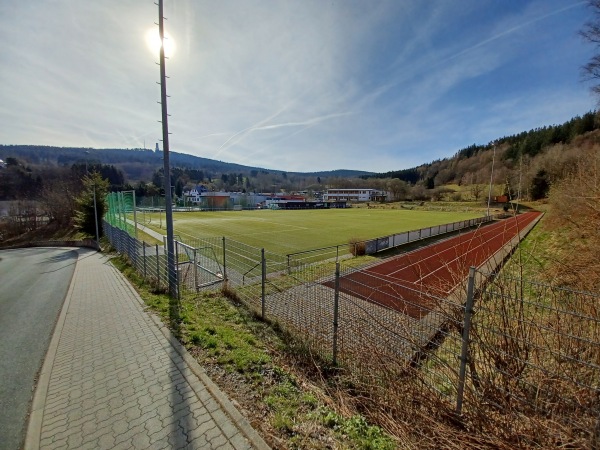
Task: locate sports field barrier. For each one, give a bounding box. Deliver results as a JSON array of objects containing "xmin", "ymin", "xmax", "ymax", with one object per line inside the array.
[
  {"xmin": 284, "ymin": 213, "xmax": 508, "ymax": 267},
  {"xmin": 364, "ymin": 213, "xmax": 506, "ymax": 253},
  {"xmin": 103, "ymin": 214, "xmax": 600, "ymax": 447}
]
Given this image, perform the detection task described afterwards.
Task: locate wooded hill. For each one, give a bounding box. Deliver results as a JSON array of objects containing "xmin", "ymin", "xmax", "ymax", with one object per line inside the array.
[
  {"xmin": 0, "ymin": 145, "xmax": 371, "ymax": 183},
  {"xmin": 365, "ymin": 111, "xmax": 599, "ymax": 200}
]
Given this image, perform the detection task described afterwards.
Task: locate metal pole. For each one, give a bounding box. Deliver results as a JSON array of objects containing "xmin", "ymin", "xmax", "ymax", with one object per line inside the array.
[
  {"xmin": 486, "ymin": 143, "xmax": 496, "ymax": 217},
  {"xmin": 176, "ymin": 241, "xmax": 180, "ymax": 302},
  {"xmin": 333, "ymin": 262, "xmax": 340, "ymax": 365},
  {"xmin": 156, "ymin": 244, "xmax": 160, "ymax": 289},
  {"xmin": 157, "ymin": 0, "xmax": 177, "ymax": 299},
  {"xmin": 456, "ymin": 266, "xmax": 477, "ymax": 415},
  {"xmin": 222, "ymin": 237, "xmax": 227, "ymax": 281},
  {"xmin": 516, "ymin": 155, "xmax": 523, "ymax": 215},
  {"xmin": 132, "ymin": 190, "xmax": 138, "ymax": 240},
  {"xmin": 194, "ymin": 248, "xmax": 198, "ymax": 292},
  {"xmin": 261, "ymin": 248, "xmax": 266, "ymax": 319},
  {"xmin": 117, "ymin": 192, "xmax": 122, "ymax": 229},
  {"xmin": 143, "ymin": 244, "xmax": 147, "ymax": 279}
]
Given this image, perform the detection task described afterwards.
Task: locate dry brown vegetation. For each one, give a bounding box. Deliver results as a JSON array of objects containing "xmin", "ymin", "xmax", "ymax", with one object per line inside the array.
[{"xmin": 546, "ymin": 141, "xmax": 600, "ymax": 292}]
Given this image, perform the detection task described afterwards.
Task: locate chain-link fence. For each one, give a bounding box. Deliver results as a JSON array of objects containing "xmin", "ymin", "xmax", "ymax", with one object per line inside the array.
[{"xmin": 104, "ymin": 209, "xmax": 599, "ymax": 447}]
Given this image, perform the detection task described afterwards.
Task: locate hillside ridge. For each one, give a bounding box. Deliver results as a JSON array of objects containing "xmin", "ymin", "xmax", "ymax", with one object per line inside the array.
[{"xmin": 0, "ymin": 144, "xmax": 372, "ymax": 181}]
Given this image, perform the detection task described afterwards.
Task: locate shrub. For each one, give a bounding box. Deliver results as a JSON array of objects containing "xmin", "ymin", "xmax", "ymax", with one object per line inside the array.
[{"xmin": 348, "ymin": 237, "xmax": 366, "ymax": 256}]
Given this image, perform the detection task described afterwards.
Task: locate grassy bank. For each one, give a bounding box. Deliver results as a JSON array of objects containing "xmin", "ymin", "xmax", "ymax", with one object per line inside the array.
[{"xmin": 111, "ymin": 254, "xmax": 398, "ymax": 449}]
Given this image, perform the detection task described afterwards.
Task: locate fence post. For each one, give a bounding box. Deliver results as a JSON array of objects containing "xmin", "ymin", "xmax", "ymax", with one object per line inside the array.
[
  {"xmin": 456, "ymin": 266, "xmax": 476, "ymax": 415},
  {"xmin": 175, "ymin": 241, "xmax": 180, "ymax": 301},
  {"xmin": 222, "ymin": 237, "xmax": 227, "ymax": 281},
  {"xmin": 261, "ymin": 248, "xmax": 266, "ymax": 319},
  {"xmin": 332, "ymin": 262, "xmax": 340, "ymax": 365},
  {"xmin": 156, "ymin": 244, "xmax": 160, "ymax": 290},
  {"xmin": 194, "ymin": 248, "xmax": 198, "ymax": 292},
  {"xmin": 143, "ymin": 244, "xmax": 147, "ymax": 279},
  {"xmin": 131, "ymin": 232, "xmax": 137, "ymax": 268},
  {"xmin": 287, "ymin": 254, "xmax": 291, "ymax": 275}
]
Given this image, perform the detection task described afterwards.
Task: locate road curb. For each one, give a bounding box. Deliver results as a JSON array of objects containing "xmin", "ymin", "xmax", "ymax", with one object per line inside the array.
[{"xmin": 23, "ymin": 249, "xmax": 83, "ymax": 450}]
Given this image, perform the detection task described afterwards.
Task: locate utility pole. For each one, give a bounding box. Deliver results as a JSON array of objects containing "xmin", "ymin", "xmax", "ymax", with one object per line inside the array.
[{"xmin": 157, "ymin": 0, "xmax": 177, "ymax": 299}]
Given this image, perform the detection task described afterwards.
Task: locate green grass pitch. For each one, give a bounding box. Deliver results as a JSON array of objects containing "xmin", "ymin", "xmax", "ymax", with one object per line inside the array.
[{"xmin": 141, "ymin": 208, "xmax": 481, "ymax": 255}]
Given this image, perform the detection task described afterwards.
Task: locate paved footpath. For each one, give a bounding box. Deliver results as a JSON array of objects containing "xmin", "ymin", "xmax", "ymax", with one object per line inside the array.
[{"xmin": 26, "ymin": 249, "xmax": 269, "ymax": 450}]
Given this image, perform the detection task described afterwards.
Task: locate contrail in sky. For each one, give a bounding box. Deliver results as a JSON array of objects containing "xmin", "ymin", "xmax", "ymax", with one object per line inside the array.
[
  {"xmin": 212, "ymin": 101, "xmax": 295, "ymax": 159},
  {"xmin": 213, "ymin": 106, "xmax": 351, "ymax": 159},
  {"xmin": 361, "ymin": 1, "xmax": 588, "ymax": 109},
  {"xmin": 441, "ymin": 1, "xmax": 588, "ymax": 65}
]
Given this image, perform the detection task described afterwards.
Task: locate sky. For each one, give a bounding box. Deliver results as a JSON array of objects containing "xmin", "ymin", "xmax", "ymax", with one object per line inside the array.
[{"xmin": 0, "ymin": 0, "xmax": 596, "ymax": 173}]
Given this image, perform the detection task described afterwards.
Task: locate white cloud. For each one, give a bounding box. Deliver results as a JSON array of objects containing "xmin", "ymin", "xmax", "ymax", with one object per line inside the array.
[{"xmin": 0, "ymin": 0, "xmax": 594, "ymax": 172}]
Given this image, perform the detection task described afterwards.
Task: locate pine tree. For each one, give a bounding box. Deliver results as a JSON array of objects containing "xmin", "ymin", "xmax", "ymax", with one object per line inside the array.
[{"xmin": 74, "ymin": 172, "xmax": 109, "ymax": 238}]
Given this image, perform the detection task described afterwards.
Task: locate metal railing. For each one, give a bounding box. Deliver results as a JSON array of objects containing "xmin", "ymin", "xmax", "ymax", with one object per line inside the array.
[{"xmin": 284, "ymin": 213, "xmax": 508, "ymax": 266}]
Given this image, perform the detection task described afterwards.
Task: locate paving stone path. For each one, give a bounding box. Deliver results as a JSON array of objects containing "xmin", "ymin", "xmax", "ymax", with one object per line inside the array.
[{"xmin": 26, "ymin": 249, "xmax": 269, "ymax": 450}]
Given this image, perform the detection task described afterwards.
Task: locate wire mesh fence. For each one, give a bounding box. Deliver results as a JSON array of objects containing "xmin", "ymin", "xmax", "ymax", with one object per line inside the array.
[
  {"xmin": 104, "ymin": 220, "xmax": 173, "ymax": 293},
  {"xmin": 103, "ymin": 212, "xmax": 600, "ymax": 447},
  {"xmin": 459, "ymin": 270, "xmax": 600, "ymax": 444}
]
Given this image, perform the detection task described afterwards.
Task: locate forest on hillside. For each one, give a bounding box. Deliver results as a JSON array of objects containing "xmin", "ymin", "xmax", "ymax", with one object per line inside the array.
[{"xmin": 365, "ymin": 111, "xmax": 599, "ymax": 201}]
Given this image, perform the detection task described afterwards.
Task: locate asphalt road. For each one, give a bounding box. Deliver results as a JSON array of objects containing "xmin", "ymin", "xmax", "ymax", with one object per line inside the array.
[{"xmin": 0, "ymin": 247, "xmax": 79, "ymax": 450}]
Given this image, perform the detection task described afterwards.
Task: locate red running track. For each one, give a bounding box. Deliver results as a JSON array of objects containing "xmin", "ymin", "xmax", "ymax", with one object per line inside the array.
[{"xmin": 328, "ymin": 211, "xmax": 541, "ymax": 319}]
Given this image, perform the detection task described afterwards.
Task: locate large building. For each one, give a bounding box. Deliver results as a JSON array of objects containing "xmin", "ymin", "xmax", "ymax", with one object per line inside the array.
[
  {"xmin": 324, "ymin": 189, "xmax": 388, "ymax": 202},
  {"xmin": 181, "ymin": 187, "xmax": 348, "ymax": 210}
]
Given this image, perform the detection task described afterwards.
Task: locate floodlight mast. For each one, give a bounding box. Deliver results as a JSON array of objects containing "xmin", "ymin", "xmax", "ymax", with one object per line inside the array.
[{"xmin": 157, "ymin": 0, "xmax": 177, "ymax": 298}]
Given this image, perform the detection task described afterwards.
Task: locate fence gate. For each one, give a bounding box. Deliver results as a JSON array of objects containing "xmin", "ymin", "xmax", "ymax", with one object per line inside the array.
[{"xmin": 176, "ymin": 241, "xmax": 224, "ymax": 291}]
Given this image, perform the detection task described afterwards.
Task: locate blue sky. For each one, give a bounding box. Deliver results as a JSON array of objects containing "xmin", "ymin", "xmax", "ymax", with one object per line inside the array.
[{"xmin": 0, "ymin": 0, "xmax": 595, "ymax": 173}]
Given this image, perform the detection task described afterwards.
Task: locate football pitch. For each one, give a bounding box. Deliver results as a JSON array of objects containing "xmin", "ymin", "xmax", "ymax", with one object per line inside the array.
[{"xmin": 141, "ymin": 208, "xmax": 481, "ymax": 255}]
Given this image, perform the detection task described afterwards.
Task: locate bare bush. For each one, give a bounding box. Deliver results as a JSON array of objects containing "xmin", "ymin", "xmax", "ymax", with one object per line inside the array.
[
  {"xmin": 348, "ymin": 237, "xmax": 366, "ymax": 256},
  {"xmin": 39, "ymin": 168, "xmax": 82, "ymax": 226}
]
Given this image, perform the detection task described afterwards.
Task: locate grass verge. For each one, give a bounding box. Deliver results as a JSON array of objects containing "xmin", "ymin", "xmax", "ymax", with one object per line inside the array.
[{"xmin": 111, "ymin": 254, "xmax": 397, "ymax": 450}]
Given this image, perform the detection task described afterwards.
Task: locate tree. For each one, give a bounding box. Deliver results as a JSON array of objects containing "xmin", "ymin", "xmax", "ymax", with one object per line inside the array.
[
  {"xmin": 530, "ymin": 169, "xmax": 550, "ymax": 200},
  {"xmin": 175, "ymin": 179, "xmax": 184, "ymax": 198},
  {"xmin": 74, "ymin": 172, "xmax": 109, "ymax": 238},
  {"xmin": 581, "ymin": 0, "xmax": 600, "ymax": 97},
  {"xmin": 387, "ymin": 178, "xmax": 409, "ymax": 201},
  {"xmin": 470, "ymin": 184, "xmax": 484, "ymax": 201},
  {"xmin": 5, "ymin": 157, "xmax": 19, "ymax": 166}
]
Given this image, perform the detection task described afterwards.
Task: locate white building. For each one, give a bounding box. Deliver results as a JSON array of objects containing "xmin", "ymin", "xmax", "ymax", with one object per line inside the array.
[
  {"xmin": 184, "ymin": 185, "xmax": 208, "ymax": 204},
  {"xmin": 324, "ymin": 189, "xmax": 389, "ymax": 202}
]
